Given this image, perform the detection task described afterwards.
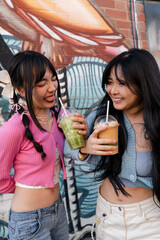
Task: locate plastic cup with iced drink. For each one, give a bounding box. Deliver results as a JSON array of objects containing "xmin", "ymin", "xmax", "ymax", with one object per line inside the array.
[
  {"xmin": 94, "ymin": 115, "xmax": 119, "ymax": 154},
  {"xmin": 58, "ymin": 107, "xmax": 85, "ymax": 150}
]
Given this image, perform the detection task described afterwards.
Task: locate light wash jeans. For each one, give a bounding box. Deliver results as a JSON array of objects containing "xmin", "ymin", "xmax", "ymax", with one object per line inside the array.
[{"xmin": 8, "ymin": 196, "xmax": 69, "ymax": 240}]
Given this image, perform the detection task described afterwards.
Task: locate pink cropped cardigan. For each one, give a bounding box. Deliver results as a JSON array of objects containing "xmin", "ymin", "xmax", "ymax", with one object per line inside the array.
[{"xmin": 0, "ymin": 111, "xmax": 66, "ymax": 194}]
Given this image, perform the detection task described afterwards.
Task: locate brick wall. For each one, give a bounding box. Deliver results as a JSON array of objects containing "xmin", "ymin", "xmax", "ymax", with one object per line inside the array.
[{"xmin": 95, "ymin": 0, "xmax": 148, "ymax": 49}]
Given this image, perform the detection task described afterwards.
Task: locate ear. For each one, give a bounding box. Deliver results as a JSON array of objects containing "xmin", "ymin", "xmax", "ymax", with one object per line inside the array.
[{"xmin": 15, "ymin": 87, "xmax": 25, "ymax": 98}]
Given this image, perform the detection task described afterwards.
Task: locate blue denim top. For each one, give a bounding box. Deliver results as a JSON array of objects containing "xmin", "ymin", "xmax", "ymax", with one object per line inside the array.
[{"xmin": 63, "ymin": 109, "xmax": 153, "ymax": 189}]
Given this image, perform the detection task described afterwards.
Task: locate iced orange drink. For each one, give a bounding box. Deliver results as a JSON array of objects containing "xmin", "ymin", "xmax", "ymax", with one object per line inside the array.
[{"xmin": 94, "ymin": 115, "xmax": 119, "ymax": 154}]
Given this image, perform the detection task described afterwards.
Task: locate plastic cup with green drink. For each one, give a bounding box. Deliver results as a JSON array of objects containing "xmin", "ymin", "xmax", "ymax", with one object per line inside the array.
[{"xmin": 58, "ymin": 107, "xmax": 85, "ymax": 150}]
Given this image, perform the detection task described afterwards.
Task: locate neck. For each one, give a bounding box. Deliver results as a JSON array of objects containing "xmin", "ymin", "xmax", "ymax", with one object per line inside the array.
[
  {"xmin": 124, "ymin": 108, "xmax": 143, "ymax": 125},
  {"xmin": 36, "ymin": 111, "xmax": 52, "ymax": 122},
  {"xmin": 124, "ymin": 104, "xmax": 143, "ymax": 118},
  {"xmin": 34, "ymin": 107, "xmax": 51, "ymax": 116},
  {"xmin": 36, "ymin": 110, "xmax": 51, "ymax": 117}
]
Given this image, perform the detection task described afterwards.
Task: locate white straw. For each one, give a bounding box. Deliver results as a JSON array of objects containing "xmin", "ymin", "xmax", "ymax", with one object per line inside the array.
[
  {"xmin": 58, "ymin": 97, "xmax": 68, "ymax": 116},
  {"xmin": 106, "ymin": 100, "xmax": 110, "ymax": 122}
]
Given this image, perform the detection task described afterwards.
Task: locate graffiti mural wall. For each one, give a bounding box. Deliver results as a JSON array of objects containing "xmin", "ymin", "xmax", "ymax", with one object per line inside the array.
[{"xmin": 0, "ymin": 0, "xmax": 149, "ymax": 239}]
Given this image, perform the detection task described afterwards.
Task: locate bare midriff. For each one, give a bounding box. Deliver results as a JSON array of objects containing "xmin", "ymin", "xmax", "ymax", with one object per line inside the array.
[
  {"xmin": 100, "ymin": 178, "xmax": 153, "ymax": 204},
  {"xmin": 11, "ymin": 183, "xmax": 60, "ymax": 212}
]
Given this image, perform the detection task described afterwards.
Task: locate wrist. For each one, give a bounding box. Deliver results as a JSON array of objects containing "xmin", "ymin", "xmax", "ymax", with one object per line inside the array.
[
  {"xmin": 78, "ymin": 149, "xmax": 89, "ymax": 161},
  {"xmin": 79, "ymin": 148, "xmax": 86, "ymax": 154}
]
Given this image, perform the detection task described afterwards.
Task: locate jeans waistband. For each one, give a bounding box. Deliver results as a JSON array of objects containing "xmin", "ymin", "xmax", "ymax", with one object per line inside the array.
[
  {"xmin": 9, "ymin": 195, "xmax": 63, "ymax": 220},
  {"xmin": 97, "ymin": 191, "xmax": 157, "ymax": 216}
]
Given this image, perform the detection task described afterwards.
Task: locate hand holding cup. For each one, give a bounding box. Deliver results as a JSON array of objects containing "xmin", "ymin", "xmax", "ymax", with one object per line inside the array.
[
  {"xmin": 58, "ymin": 107, "xmax": 86, "ymax": 150},
  {"xmin": 94, "ymin": 115, "xmax": 119, "ymax": 154},
  {"xmin": 80, "ymin": 122, "xmax": 118, "ymax": 156}
]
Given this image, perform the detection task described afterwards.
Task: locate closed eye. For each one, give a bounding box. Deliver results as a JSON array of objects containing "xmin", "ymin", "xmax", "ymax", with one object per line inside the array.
[
  {"xmin": 36, "ymin": 80, "xmax": 46, "ymax": 87},
  {"xmin": 107, "ymin": 82, "xmax": 112, "ymax": 85},
  {"xmin": 118, "ymin": 80, "xmax": 126, "ymax": 86},
  {"xmin": 107, "ymin": 78, "xmax": 113, "ymax": 85},
  {"xmin": 51, "ymin": 76, "xmax": 57, "ymax": 82}
]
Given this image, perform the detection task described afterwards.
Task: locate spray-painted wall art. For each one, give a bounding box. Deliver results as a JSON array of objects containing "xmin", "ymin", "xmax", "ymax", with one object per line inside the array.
[{"xmin": 0, "ymin": 0, "xmax": 149, "ymax": 239}]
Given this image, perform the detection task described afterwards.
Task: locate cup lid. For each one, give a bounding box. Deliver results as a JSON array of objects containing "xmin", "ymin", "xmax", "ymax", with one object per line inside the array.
[
  {"xmin": 94, "ymin": 115, "xmax": 118, "ymax": 126},
  {"xmin": 58, "ymin": 107, "xmax": 77, "ymax": 122}
]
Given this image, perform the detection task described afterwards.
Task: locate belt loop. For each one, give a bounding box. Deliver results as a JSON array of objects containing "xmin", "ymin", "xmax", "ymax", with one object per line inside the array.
[
  {"xmin": 138, "ymin": 203, "xmax": 142, "ymax": 216},
  {"xmin": 109, "ymin": 204, "xmax": 112, "ymax": 214},
  {"xmin": 121, "ymin": 206, "xmax": 125, "ymax": 216},
  {"xmin": 37, "ymin": 209, "xmax": 42, "ymax": 220}
]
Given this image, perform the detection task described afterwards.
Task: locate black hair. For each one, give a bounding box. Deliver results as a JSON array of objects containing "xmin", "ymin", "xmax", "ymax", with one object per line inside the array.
[
  {"xmin": 8, "ymin": 50, "xmax": 61, "ymax": 159},
  {"xmin": 90, "ymin": 48, "xmax": 160, "ymax": 201}
]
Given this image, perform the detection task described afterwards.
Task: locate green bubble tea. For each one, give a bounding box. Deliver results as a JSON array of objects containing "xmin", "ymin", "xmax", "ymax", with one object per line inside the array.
[{"xmin": 60, "ymin": 114, "xmax": 85, "ymax": 150}]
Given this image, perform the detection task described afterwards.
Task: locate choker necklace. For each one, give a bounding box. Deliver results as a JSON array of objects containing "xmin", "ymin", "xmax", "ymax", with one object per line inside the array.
[{"xmin": 36, "ymin": 112, "xmax": 52, "ymax": 122}]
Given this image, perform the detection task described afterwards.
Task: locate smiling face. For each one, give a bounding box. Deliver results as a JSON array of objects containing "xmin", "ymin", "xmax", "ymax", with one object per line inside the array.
[
  {"xmin": 32, "ymin": 68, "xmax": 58, "ymax": 115},
  {"xmin": 106, "ymin": 65, "xmax": 142, "ymax": 116}
]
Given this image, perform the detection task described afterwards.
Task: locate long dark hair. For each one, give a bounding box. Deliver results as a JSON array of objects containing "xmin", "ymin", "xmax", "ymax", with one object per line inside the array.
[
  {"xmin": 8, "ymin": 50, "xmax": 61, "ymax": 159},
  {"xmin": 92, "ymin": 48, "xmax": 160, "ymax": 201}
]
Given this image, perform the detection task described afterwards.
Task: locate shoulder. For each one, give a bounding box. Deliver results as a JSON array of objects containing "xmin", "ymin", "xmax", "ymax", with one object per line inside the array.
[
  {"xmin": 0, "ymin": 114, "xmax": 25, "ymax": 160},
  {"xmin": 85, "ymin": 106, "xmax": 106, "ymax": 124},
  {"xmin": 0, "ymin": 113, "xmax": 25, "ymax": 137},
  {"xmin": 6, "ymin": 113, "xmax": 23, "ymax": 126}
]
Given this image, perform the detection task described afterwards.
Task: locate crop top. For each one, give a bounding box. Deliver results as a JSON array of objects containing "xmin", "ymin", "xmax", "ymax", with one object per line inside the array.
[
  {"xmin": 0, "ymin": 112, "xmax": 66, "ymax": 194},
  {"xmin": 15, "ymin": 148, "xmax": 61, "ymax": 189},
  {"xmin": 120, "ymin": 151, "xmax": 152, "ymax": 187}
]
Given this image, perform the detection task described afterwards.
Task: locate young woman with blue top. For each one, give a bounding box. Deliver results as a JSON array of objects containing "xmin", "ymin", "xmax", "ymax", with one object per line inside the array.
[
  {"xmin": 64, "ymin": 48, "xmax": 160, "ymax": 239},
  {"xmin": 0, "ymin": 50, "xmax": 88, "ymax": 240}
]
